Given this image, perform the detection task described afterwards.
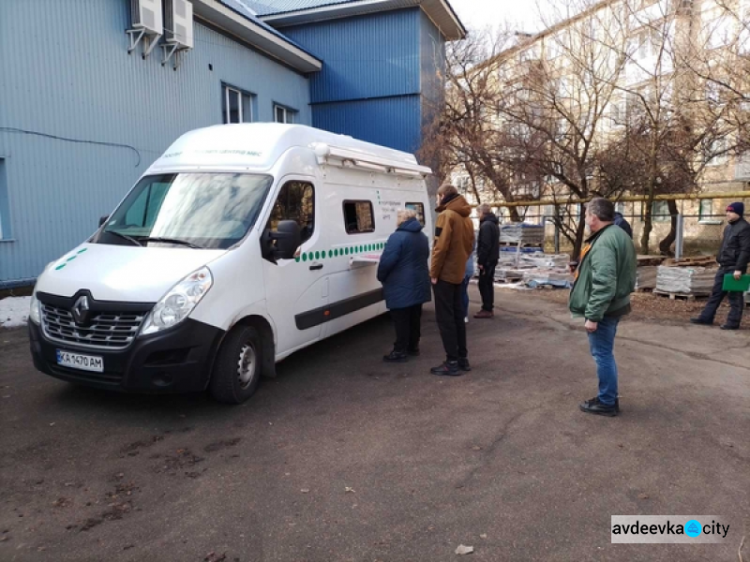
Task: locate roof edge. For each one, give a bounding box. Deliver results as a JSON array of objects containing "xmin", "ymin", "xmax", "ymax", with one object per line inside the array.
[
  {"xmin": 260, "ymin": 0, "xmax": 466, "ymax": 40},
  {"xmin": 194, "ymin": 0, "xmax": 323, "ymax": 72}
]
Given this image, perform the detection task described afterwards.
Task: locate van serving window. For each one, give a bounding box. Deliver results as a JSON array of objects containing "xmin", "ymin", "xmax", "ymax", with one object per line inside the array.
[
  {"xmin": 405, "ymin": 202, "xmax": 425, "ymax": 226},
  {"xmin": 268, "ymin": 181, "xmax": 315, "ymax": 243},
  {"xmin": 343, "ymin": 201, "xmax": 375, "ymax": 234}
]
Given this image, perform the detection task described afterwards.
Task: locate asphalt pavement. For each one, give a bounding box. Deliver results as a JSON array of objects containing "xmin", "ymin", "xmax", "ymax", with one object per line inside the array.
[{"xmin": 1, "ymin": 287, "xmax": 749, "ymax": 562}]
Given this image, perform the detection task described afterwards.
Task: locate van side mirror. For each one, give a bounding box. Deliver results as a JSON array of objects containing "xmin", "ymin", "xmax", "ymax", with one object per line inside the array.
[
  {"xmin": 99, "ymin": 215, "xmax": 109, "ymax": 228},
  {"xmin": 270, "ymin": 220, "xmax": 301, "ymax": 261}
]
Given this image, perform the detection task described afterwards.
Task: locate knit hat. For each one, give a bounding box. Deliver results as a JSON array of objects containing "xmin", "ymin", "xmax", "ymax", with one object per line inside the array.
[{"xmin": 726, "ymin": 202, "xmax": 744, "ymax": 217}]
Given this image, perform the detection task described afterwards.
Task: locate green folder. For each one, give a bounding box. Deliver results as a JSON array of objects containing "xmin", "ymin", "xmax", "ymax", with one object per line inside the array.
[{"xmin": 722, "ymin": 274, "xmax": 750, "ymax": 292}]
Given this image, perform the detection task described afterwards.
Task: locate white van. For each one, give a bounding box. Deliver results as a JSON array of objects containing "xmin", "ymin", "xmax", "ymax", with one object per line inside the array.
[{"xmin": 28, "ymin": 124, "xmax": 433, "ymax": 404}]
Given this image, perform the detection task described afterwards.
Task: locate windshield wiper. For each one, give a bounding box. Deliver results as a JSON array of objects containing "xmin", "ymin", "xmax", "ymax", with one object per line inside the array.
[
  {"xmin": 105, "ymin": 230, "xmax": 143, "ymax": 246},
  {"xmin": 139, "ymin": 237, "xmax": 203, "ymax": 249}
]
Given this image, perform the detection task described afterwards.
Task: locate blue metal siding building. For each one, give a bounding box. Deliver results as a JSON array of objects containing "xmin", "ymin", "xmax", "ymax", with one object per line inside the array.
[{"xmin": 0, "ymin": 0, "xmax": 463, "ymax": 286}]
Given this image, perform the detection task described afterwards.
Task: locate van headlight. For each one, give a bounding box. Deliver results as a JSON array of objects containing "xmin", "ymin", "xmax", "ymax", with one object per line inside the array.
[
  {"xmin": 29, "ymin": 293, "xmax": 42, "ymax": 325},
  {"xmin": 140, "ymin": 267, "xmax": 213, "ymax": 336}
]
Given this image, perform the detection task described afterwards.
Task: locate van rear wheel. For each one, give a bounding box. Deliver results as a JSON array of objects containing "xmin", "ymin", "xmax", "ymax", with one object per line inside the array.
[{"xmin": 210, "ymin": 325, "xmax": 262, "ymax": 404}]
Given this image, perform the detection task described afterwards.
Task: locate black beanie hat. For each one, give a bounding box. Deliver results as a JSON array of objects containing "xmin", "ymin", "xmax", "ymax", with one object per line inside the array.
[{"xmin": 726, "ymin": 202, "xmax": 744, "ymax": 217}]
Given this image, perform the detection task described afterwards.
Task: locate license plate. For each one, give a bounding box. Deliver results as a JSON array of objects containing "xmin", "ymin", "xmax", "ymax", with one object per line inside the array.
[{"xmin": 56, "ymin": 350, "xmax": 104, "ymax": 373}]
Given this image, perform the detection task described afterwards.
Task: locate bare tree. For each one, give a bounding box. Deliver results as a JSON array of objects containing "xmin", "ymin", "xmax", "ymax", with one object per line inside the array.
[{"xmin": 419, "ymin": 27, "xmax": 524, "ymax": 219}]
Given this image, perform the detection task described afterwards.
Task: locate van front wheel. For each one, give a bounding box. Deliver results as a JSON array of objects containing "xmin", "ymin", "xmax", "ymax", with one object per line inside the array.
[{"xmin": 210, "ymin": 325, "xmax": 262, "ymax": 404}]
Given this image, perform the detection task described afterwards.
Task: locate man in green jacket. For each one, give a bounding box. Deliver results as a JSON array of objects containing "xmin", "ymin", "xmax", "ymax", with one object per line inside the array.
[{"xmin": 569, "ymin": 198, "xmax": 636, "ymax": 417}]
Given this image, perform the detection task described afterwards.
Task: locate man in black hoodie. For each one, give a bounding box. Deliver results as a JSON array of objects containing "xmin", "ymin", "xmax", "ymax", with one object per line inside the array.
[
  {"xmin": 474, "ymin": 204, "xmax": 500, "ymax": 319},
  {"xmin": 691, "ymin": 202, "xmax": 750, "ymax": 330}
]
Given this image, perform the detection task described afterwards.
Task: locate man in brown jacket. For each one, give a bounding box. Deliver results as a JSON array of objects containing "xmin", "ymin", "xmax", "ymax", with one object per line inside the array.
[{"xmin": 430, "ymin": 183, "xmax": 475, "ymax": 375}]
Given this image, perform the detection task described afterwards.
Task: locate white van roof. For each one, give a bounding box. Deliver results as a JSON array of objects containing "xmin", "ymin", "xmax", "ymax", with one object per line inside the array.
[{"xmin": 149, "ymin": 123, "xmax": 431, "ymax": 177}]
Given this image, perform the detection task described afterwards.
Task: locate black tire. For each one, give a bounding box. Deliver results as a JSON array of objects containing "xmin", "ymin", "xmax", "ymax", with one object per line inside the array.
[{"xmin": 209, "ymin": 325, "xmax": 262, "ymax": 405}]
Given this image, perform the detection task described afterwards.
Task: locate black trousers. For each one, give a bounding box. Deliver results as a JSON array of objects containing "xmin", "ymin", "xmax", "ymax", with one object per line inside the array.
[
  {"xmin": 478, "ymin": 262, "xmax": 497, "ymax": 311},
  {"xmin": 391, "ymin": 305, "xmax": 423, "ymax": 353},
  {"xmin": 433, "ymin": 280, "xmax": 468, "ymax": 362},
  {"xmin": 698, "ymin": 267, "xmax": 745, "ymax": 327}
]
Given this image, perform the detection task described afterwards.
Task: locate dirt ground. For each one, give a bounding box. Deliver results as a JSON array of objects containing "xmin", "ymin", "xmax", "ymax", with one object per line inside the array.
[
  {"xmin": 530, "ymin": 287, "xmax": 746, "ymax": 326},
  {"xmin": 1, "ymin": 287, "xmax": 749, "ymax": 562}
]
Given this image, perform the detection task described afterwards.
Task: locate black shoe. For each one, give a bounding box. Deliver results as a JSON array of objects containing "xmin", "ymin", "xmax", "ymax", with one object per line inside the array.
[
  {"xmin": 383, "ymin": 351, "xmax": 408, "ymax": 363},
  {"xmin": 408, "ymin": 348, "xmax": 420, "ymax": 357},
  {"xmin": 458, "ymin": 358, "xmax": 472, "ymax": 372},
  {"xmin": 579, "ymin": 396, "xmax": 618, "ymax": 417},
  {"xmin": 431, "ymin": 361, "xmax": 462, "ymax": 376},
  {"xmin": 690, "ymin": 317, "xmax": 713, "ymax": 326},
  {"xmin": 720, "ymin": 324, "xmax": 739, "ymax": 330}
]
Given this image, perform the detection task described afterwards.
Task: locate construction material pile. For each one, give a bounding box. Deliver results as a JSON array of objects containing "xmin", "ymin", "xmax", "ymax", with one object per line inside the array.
[
  {"xmin": 635, "ymin": 266, "xmax": 658, "ymax": 291},
  {"xmin": 490, "ymin": 248, "xmax": 573, "ymax": 288},
  {"xmin": 499, "ymin": 223, "xmax": 545, "ymax": 246},
  {"xmin": 655, "ymin": 266, "xmax": 716, "ymax": 295}
]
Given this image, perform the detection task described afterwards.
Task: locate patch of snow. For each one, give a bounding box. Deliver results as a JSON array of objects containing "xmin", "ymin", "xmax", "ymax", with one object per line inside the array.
[{"xmin": 0, "ymin": 296, "xmax": 32, "ymax": 328}]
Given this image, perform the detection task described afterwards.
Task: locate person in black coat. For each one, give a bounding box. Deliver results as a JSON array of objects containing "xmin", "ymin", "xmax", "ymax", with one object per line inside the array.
[
  {"xmin": 474, "ymin": 204, "xmax": 500, "ymax": 318},
  {"xmin": 377, "ymin": 210, "xmax": 431, "ymax": 362},
  {"xmin": 614, "ymin": 211, "xmax": 633, "ymax": 239},
  {"xmin": 691, "ymin": 202, "xmax": 750, "ymax": 330}
]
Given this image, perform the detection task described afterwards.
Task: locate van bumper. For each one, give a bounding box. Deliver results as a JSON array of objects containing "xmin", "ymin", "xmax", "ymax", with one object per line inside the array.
[{"xmin": 28, "ymin": 319, "xmax": 225, "ymax": 393}]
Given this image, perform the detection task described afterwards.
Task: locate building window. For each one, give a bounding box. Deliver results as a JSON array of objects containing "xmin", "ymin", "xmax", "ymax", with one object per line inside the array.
[
  {"xmin": 222, "ymin": 84, "xmax": 253, "ymax": 124},
  {"xmin": 706, "ymin": 137, "xmax": 729, "ymax": 166},
  {"xmin": 0, "ymin": 159, "xmax": 10, "ymax": 240},
  {"xmin": 652, "ymin": 200, "xmax": 670, "ymax": 222},
  {"xmin": 343, "ymin": 201, "xmax": 375, "ymax": 234},
  {"xmin": 268, "ymin": 181, "xmax": 315, "ymax": 244},
  {"xmin": 274, "ymin": 104, "xmax": 297, "ymax": 124},
  {"xmin": 406, "ymin": 202, "xmax": 426, "ymax": 226},
  {"xmin": 698, "ymin": 198, "xmax": 723, "ymax": 223},
  {"xmin": 705, "ymin": 81, "xmax": 722, "ymax": 104}
]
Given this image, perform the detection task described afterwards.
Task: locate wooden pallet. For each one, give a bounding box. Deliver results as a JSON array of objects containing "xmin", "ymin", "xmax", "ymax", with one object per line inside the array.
[
  {"xmin": 494, "ymin": 277, "xmax": 523, "ymax": 284},
  {"xmin": 653, "ymin": 289, "xmax": 709, "ymax": 301},
  {"xmin": 662, "ymin": 256, "xmax": 717, "ymax": 268},
  {"xmin": 499, "ymin": 242, "xmax": 543, "ymax": 248}
]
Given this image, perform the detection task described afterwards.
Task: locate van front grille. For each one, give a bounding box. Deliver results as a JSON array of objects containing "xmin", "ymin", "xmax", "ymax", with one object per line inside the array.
[{"xmin": 42, "ymin": 304, "xmax": 149, "ymax": 350}]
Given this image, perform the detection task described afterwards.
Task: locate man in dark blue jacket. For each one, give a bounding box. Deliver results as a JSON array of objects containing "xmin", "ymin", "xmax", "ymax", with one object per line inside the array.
[
  {"xmin": 691, "ymin": 202, "xmax": 750, "ymax": 330},
  {"xmin": 474, "ymin": 204, "xmax": 500, "ymax": 318},
  {"xmin": 614, "ymin": 211, "xmax": 633, "ymax": 239},
  {"xmin": 377, "ymin": 210, "xmax": 431, "ymax": 362}
]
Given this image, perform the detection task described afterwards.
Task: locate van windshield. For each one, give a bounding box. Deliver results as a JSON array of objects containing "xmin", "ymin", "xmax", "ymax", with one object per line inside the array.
[{"xmin": 96, "ymin": 173, "xmax": 273, "ymax": 250}]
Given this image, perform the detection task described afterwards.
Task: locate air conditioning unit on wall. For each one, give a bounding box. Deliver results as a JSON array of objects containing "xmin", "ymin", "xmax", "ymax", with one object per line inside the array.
[
  {"xmin": 165, "ymin": 0, "xmax": 194, "ymax": 49},
  {"xmin": 162, "ymin": 0, "xmax": 194, "ymax": 67},
  {"xmin": 127, "ymin": 0, "xmax": 163, "ymax": 57},
  {"xmin": 131, "ymin": 0, "xmax": 163, "ymax": 35}
]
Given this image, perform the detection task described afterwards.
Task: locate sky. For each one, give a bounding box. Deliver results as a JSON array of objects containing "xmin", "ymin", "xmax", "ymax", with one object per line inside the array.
[{"xmin": 447, "ymin": 0, "xmax": 558, "ymax": 35}]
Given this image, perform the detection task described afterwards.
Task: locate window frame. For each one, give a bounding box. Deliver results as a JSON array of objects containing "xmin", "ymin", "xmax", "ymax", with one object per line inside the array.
[
  {"xmin": 651, "ymin": 200, "xmax": 670, "ymax": 222},
  {"xmin": 698, "ymin": 198, "xmax": 723, "ymax": 224},
  {"xmin": 342, "ymin": 200, "xmax": 375, "ymax": 235},
  {"xmin": 273, "ymin": 104, "xmax": 298, "ymax": 124},
  {"xmin": 222, "ymin": 83, "xmax": 254, "ymax": 124},
  {"xmin": 0, "ymin": 158, "xmax": 10, "ymax": 241},
  {"xmin": 405, "ymin": 202, "xmax": 426, "ymax": 226},
  {"xmin": 267, "ymin": 180, "xmax": 316, "ymax": 245}
]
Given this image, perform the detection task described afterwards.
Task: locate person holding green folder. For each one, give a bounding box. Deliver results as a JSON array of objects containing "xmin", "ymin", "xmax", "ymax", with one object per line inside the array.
[{"xmin": 691, "ymin": 202, "xmax": 750, "ymax": 330}]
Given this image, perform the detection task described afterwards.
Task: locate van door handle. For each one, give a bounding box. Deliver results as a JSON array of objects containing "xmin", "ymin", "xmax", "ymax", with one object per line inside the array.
[{"xmin": 309, "ymin": 264, "xmax": 323, "ymax": 271}]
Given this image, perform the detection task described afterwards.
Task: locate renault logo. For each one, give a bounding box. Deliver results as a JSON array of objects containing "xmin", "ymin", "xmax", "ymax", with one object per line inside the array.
[{"xmin": 72, "ymin": 296, "xmax": 91, "ymax": 325}]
